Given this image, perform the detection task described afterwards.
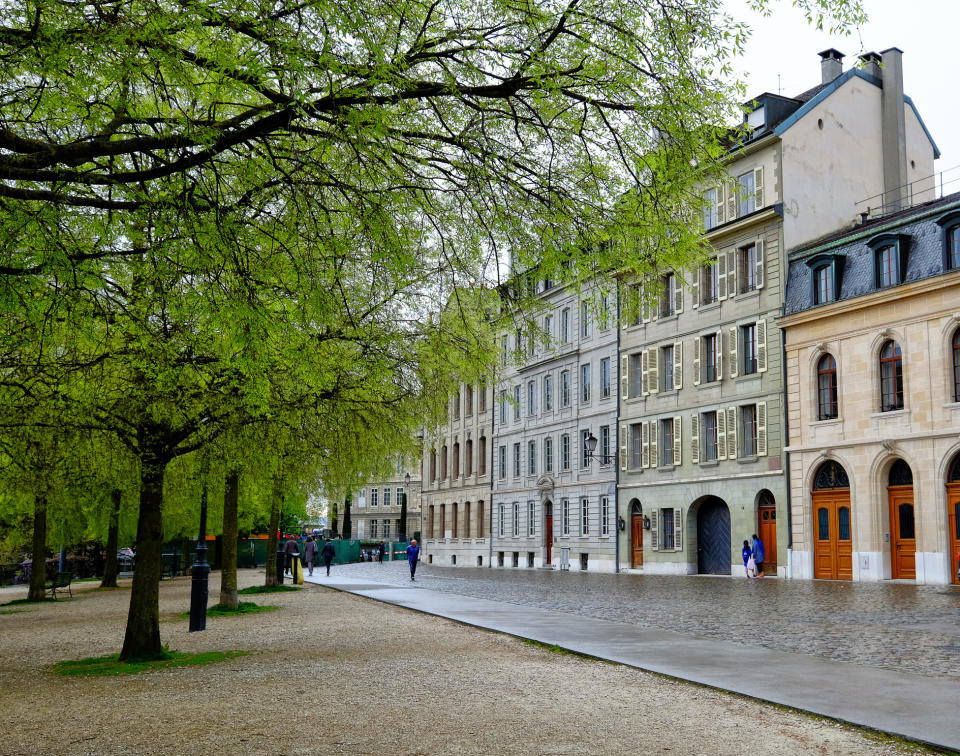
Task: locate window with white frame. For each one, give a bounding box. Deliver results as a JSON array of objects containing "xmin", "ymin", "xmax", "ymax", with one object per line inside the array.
[
  {"xmin": 545, "ymin": 313, "xmax": 554, "ymax": 341},
  {"xmin": 498, "ymin": 445, "xmax": 506, "ymax": 480},
  {"xmin": 580, "ymin": 497, "xmax": 589, "ymax": 535},
  {"xmin": 383, "ymin": 488, "xmax": 391, "ymax": 507},
  {"xmin": 702, "ymin": 260, "xmax": 720, "ymax": 304},
  {"xmin": 703, "ymin": 187, "xmax": 718, "ymax": 230},
  {"xmin": 527, "ymin": 380, "xmax": 536, "ymax": 415},
  {"xmin": 498, "ymin": 504, "xmax": 505, "ymax": 537},
  {"xmin": 661, "ymin": 508, "xmax": 675, "ymax": 549},
  {"xmin": 740, "ymin": 404, "xmax": 757, "ymax": 456},
  {"xmin": 528, "ymin": 501, "xmax": 536, "ymax": 536},
  {"xmin": 738, "ymin": 243, "xmax": 758, "ymax": 293},
  {"xmin": 701, "ymin": 410, "xmax": 718, "ymax": 462},
  {"xmin": 662, "ymin": 344, "xmax": 675, "ymax": 391},
  {"xmin": 742, "ymin": 323, "xmax": 758, "ymax": 374},
  {"xmin": 580, "ymin": 300, "xmax": 591, "ymax": 338},
  {"xmin": 601, "ymin": 357, "xmax": 611, "ymax": 398},
  {"xmin": 601, "ymin": 496, "xmax": 610, "ymax": 536},
  {"xmin": 660, "ymin": 273, "xmax": 677, "ymax": 317},
  {"xmin": 371, "ymin": 488, "xmax": 379, "ymax": 507},
  {"xmin": 580, "ymin": 363, "xmax": 591, "ymax": 403},
  {"xmin": 561, "ymin": 370, "xmax": 571, "ymax": 407},
  {"xmin": 544, "ymin": 437, "xmax": 554, "ymax": 473},
  {"xmin": 561, "ymin": 308, "xmax": 570, "ymax": 343},
  {"xmin": 560, "ymin": 434, "xmax": 570, "ymax": 470},
  {"xmin": 630, "ymin": 423, "xmax": 643, "ymax": 468},
  {"xmin": 384, "ymin": 520, "xmax": 391, "ymax": 539},
  {"xmin": 580, "ymin": 429, "xmax": 590, "ymax": 468},
  {"xmin": 512, "ymin": 442, "xmax": 521, "ymax": 477},
  {"xmin": 500, "ymin": 334, "xmax": 509, "ymax": 363},
  {"xmin": 738, "ymin": 170, "xmax": 756, "ymax": 216},
  {"xmin": 527, "ymin": 440, "xmax": 536, "ymax": 476},
  {"xmin": 479, "ymin": 382, "xmax": 487, "ymax": 412},
  {"xmin": 659, "ymin": 418, "xmax": 674, "ymax": 467},
  {"xmin": 544, "ymin": 374, "xmax": 553, "ymax": 411},
  {"xmin": 629, "ymin": 352, "xmax": 644, "ymax": 396},
  {"xmin": 513, "ymin": 384, "xmax": 521, "ymax": 420},
  {"xmin": 562, "ymin": 499, "xmax": 570, "ymax": 535},
  {"xmin": 371, "ymin": 520, "xmax": 378, "ymax": 538},
  {"xmin": 499, "ymin": 389, "xmax": 507, "ymax": 423},
  {"xmin": 513, "ymin": 502, "xmax": 520, "ymax": 536},
  {"xmin": 599, "ymin": 425, "xmax": 610, "ymax": 465}
]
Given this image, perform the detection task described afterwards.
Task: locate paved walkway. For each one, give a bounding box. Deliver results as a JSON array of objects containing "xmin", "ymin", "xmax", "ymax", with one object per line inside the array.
[{"xmin": 306, "ymin": 562, "xmax": 960, "ymax": 750}]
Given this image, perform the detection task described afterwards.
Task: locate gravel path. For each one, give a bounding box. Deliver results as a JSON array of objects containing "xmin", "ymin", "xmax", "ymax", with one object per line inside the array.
[{"xmin": 0, "ymin": 572, "xmax": 935, "ymax": 755}]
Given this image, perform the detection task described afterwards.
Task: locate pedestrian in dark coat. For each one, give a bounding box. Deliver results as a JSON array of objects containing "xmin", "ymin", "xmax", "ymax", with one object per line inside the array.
[
  {"xmin": 283, "ymin": 536, "xmax": 299, "ymax": 576},
  {"xmin": 321, "ymin": 539, "xmax": 336, "ymax": 576},
  {"xmin": 377, "ymin": 541, "xmax": 386, "ymax": 564},
  {"xmin": 303, "ymin": 536, "xmax": 319, "ymax": 576}
]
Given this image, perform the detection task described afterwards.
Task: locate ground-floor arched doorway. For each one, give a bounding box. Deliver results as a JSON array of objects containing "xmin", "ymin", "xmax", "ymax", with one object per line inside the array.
[
  {"xmin": 696, "ymin": 497, "xmax": 730, "ymax": 575},
  {"xmin": 544, "ymin": 501, "xmax": 553, "ymax": 566},
  {"xmin": 812, "ymin": 460, "xmax": 852, "ymax": 580},
  {"xmin": 948, "ymin": 453, "xmax": 960, "ymax": 585},
  {"xmin": 756, "ymin": 490, "xmax": 777, "ymax": 575},
  {"xmin": 888, "ymin": 459, "xmax": 915, "ymax": 580},
  {"xmin": 630, "ymin": 500, "xmax": 643, "ymax": 568}
]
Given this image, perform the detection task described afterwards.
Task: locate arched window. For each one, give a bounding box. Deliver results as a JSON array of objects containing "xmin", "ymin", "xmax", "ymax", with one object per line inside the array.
[
  {"xmin": 813, "ymin": 460, "xmax": 849, "ymax": 490},
  {"xmin": 879, "ymin": 340, "xmax": 903, "ymax": 411},
  {"xmin": 817, "ymin": 354, "xmax": 838, "ymax": 420},
  {"xmin": 952, "ymin": 331, "xmax": 960, "ymax": 403}
]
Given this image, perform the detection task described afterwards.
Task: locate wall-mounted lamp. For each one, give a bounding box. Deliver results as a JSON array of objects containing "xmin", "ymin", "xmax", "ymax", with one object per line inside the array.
[
  {"xmin": 643, "ymin": 515, "xmax": 651, "ymax": 530},
  {"xmin": 584, "ymin": 432, "xmax": 615, "ymax": 465},
  {"xmin": 617, "ymin": 516, "xmax": 626, "ymax": 532}
]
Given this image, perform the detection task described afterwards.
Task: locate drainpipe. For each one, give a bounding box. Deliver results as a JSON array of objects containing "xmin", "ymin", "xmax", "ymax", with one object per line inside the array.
[
  {"xmin": 780, "ymin": 309, "xmax": 793, "ymax": 579},
  {"xmin": 614, "ymin": 285, "xmax": 622, "ymax": 573},
  {"xmin": 489, "ymin": 399, "xmax": 495, "ymax": 568}
]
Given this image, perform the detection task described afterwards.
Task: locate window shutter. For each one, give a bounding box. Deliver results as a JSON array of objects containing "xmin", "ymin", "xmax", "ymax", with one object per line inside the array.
[
  {"xmin": 675, "ymin": 279, "xmax": 683, "ymax": 314},
  {"xmin": 641, "ymin": 421, "xmax": 650, "ymax": 468},
  {"xmin": 727, "ymin": 407, "xmax": 738, "ymax": 460},
  {"xmin": 757, "ymin": 401, "xmax": 768, "ymax": 456},
  {"xmin": 716, "ymin": 184, "xmax": 725, "ymax": 225},
  {"xmin": 648, "ymin": 347, "xmax": 659, "ymax": 394},
  {"xmin": 727, "ymin": 249, "xmax": 736, "ymax": 297},
  {"xmin": 718, "ymin": 254, "xmax": 727, "ymax": 300},
  {"xmin": 754, "ymin": 166, "xmax": 764, "ymax": 209},
  {"xmin": 673, "ymin": 340, "xmax": 683, "ymax": 390},
  {"xmin": 716, "ymin": 330, "xmax": 723, "ymax": 379},
  {"xmin": 726, "ymin": 179, "xmax": 737, "ymax": 221},
  {"xmin": 756, "ymin": 238, "xmax": 765, "ymax": 289},
  {"xmin": 641, "ymin": 350, "xmax": 649, "ymax": 397},
  {"xmin": 757, "ymin": 319, "xmax": 768, "ymax": 373},
  {"xmin": 650, "ymin": 508, "xmax": 659, "ymax": 551},
  {"xmin": 619, "ymin": 423, "xmax": 628, "ymax": 470},
  {"xmin": 650, "ymin": 420, "xmax": 659, "ymax": 468},
  {"xmin": 673, "ymin": 416, "xmax": 682, "ymax": 466},
  {"xmin": 717, "ymin": 407, "xmax": 727, "ymax": 459},
  {"xmin": 693, "ymin": 336, "xmax": 701, "ymax": 386},
  {"xmin": 673, "ymin": 507, "xmax": 682, "ymax": 551},
  {"xmin": 620, "ymin": 354, "xmax": 629, "ymax": 399},
  {"xmin": 728, "ymin": 326, "xmax": 739, "ymax": 379},
  {"xmin": 691, "ymin": 268, "xmax": 700, "ymax": 309},
  {"xmin": 690, "ymin": 412, "xmax": 700, "ymax": 464}
]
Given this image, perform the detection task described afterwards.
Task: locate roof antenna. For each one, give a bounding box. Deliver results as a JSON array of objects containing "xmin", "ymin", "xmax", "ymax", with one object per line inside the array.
[{"xmin": 778, "ymin": 74, "xmax": 782, "ymax": 95}]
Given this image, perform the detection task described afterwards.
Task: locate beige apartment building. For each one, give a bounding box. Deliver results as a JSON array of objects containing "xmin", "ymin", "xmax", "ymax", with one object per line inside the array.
[
  {"xmin": 782, "ymin": 193, "xmax": 960, "ymax": 585},
  {"xmin": 353, "ymin": 456, "xmax": 422, "ymax": 542}
]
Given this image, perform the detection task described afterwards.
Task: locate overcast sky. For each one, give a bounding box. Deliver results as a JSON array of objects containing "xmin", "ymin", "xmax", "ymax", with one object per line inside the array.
[{"xmin": 729, "ymin": 0, "xmax": 958, "ymax": 195}]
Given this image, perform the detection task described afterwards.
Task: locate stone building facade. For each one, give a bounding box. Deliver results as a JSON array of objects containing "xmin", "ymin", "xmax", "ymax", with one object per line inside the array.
[{"xmin": 353, "ymin": 456, "xmax": 422, "ymax": 542}]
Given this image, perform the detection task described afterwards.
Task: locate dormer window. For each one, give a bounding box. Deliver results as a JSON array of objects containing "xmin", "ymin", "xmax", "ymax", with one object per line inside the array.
[
  {"xmin": 867, "ymin": 233, "xmax": 910, "ymax": 290},
  {"xmin": 935, "ymin": 210, "xmax": 960, "ymax": 270},
  {"xmin": 746, "ymin": 106, "xmax": 765, "ymax": 131},
  {"xmin": 877, "ymin": 245, "xmax": 896, "ymax": 288},
  {"xmin": 805, "ymin": 253, "xmax": 844, "ymax": 305}
]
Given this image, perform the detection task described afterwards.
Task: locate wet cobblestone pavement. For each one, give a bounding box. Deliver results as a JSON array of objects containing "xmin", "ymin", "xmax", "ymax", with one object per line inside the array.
[{"xmin": 329, "ymin": 561, "xmax": 960, "ymax": 680}]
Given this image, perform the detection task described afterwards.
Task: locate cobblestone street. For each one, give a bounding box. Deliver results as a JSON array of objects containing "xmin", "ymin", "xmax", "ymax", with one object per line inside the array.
[{"xmin": 331, "ymin": 560, "xmax": 960, "ymax": 680}]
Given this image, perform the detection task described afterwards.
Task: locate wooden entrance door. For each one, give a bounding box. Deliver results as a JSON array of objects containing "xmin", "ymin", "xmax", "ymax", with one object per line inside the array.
[
  {"xmin": 888, "ymin": 484, "xmax": 916, "ymax": 579},
  {"xmin": 545, "ymin": 502, "xmax": 553, "ymax": 565},
  {"xmin": 758, "ymin": 506, "xmax": 777, "ymax": 574},
  {"xmin": 631, "ymin": 512, "xmax": 644, "ymax": 568},
  {"xmin": 812, "ymin": 490, "xmax": 852, "ymax": 580},
  {"xmin": 948, "ymin": 483, "xmax": 960, "ymax": 585}
]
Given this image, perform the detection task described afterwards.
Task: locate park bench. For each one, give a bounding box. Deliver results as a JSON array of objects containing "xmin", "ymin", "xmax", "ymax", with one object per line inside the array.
[{"xmin": 45, "ymin": 571, "xmax": 74, "ymax": 599}]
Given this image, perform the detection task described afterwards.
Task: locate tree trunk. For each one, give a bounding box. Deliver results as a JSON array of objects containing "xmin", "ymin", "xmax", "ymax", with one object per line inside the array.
[
  {"xmin": 219, "ymin": 469, "xmax": 239, "ymax": 608},
  {"xmin": 100, "ymin": 489, "xmax": 121, "ymax": 588},
  {"xmin": 265, "ymin": 483, "xmax": 281, "ymax": 587},
  {"xmin": 119, "ymin": 455, "xmax": 166, "ymax": 661},
  {"xmin": 27, "ymin": 495, "xmax": 47, "ymax": 601}
]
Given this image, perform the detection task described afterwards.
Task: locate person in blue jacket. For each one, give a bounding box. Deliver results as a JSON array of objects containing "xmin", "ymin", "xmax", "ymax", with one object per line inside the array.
[
  {"xmin": 742, "ymin": 540, "xmax": 755, "ymax": 578},
  {"xmin": 406, "ymin": 539, "xmax": 420, "ymax": 582},
  {"xmin": 751, "ymin": 534, "xmax": 765, "ymax": 578}
]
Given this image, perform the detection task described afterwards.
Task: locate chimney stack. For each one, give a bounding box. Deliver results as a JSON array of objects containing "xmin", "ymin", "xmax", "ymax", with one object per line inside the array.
[
  {"xmin": 819, "ymin": 48, "xmax": 844, "ymax": 84},
  {"xmin": 880, "ymin": 47, "xmax": 908, "ymax": 213},
  {"xmin": 859, "ymin": 51, "xmax": 882, "ymax": 79}
]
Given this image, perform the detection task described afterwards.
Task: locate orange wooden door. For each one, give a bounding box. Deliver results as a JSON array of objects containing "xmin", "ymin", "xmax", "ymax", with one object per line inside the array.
[
  {"xmin": 545, "ymin": 504, "xmax": 553, "ymax": 565},
  {"xmin": 631, "ymin": 513, "xmax": 644, "ymax": 568},
  {"xmin": 888, "ymin": 485, "xmax": 916, "ymax": 579},
  {"xmin": 812, "ymin": 490, "xmax": 852, "ymax": 580},
  {"xmin": 758, "ymin": 506, "xmax": 777, "ymax": 573},
  {"xmin": 948, "ymin": 483, "xmax": 960, "ymax": 585}
]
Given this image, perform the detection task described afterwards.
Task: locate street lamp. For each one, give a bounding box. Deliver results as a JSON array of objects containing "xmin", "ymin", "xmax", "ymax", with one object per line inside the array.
[{"xmin": 584, "ymin": 431, "xmax": 615, "ymax": 465}]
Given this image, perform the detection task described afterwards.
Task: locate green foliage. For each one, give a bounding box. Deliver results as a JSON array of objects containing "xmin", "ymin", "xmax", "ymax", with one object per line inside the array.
[
  {"xmin": 179, "ymin": 601, "xmax": 278, "ymax": 617},
  {"xmin": 237, "ymin": 584, "xmax": 300, "ymax": 594},
  {"xmin": 53, "ymin": 650, "xmax": 249, "ymax": 676}
]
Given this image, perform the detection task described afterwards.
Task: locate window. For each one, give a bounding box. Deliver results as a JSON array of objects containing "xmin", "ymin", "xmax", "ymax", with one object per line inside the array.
[
  {"xmin": 465, "ymin": 386, "xmax": 473, "ymax": 416},
  {"xmin": 383, "ymin": 487, "xmax": 391, "ymax": 507},
  {"xmin": 814, "ymin": 264, "xmax": 834, "ymax": 304},
  {"xmin": 741, "ymin": 404, "xmax": 757, "ymax": 456},
  {"xmin": 662, "ymin": 345, "xmax": 675, "ymax": 391},
  {"xmin": 702, "ymin": 260, "xmax": 719, "ymax": 304},
  {"xmin": 513, "ymin": 502, "xmax": 520, "ymax": 537},
  {"xmin": 817, "ymin": 354, "xmax": 838, "ymax": 420},
  {"xmin": 499, "ymin": 389, "xmax": 507, "ymax": 424},
  {"xmin": 562, "ymin": 499, "xmax": 570, "ymax": 535},
  {"xmin": 515, "ymin": 327, "xmax": 522, "ymax": 354},
  {"xmin": 544, "ymin": 374, "xmax": 553, "ymax": 411},
  {"xmin": 545, "ymin": 313, "xmax": 554, "ymax": 341},
  {"xmin": 738, "ymin": 244, "xmax": 757, "ymax": 293},
  {"xmin": 630, "ymin": 423, "xmax": 643, "ymax": 468},
  {"xmin": 453, "ymin": 390, "xmax": 460, "ymax": 419},
  {"xmin": 601, "ymin": 357, "xmax": 611, "ymax": 398},
  {"xmin": 703, "ymin": 187, "xmax": 718, "ymax": 230},
  {"xmin": 599, "ymin": 425, "xmax": 610, "ymax": 466},
  {"xmin": 498, "ymin": 504, "xmax": 505, "ymax": 537},
  {"xmin": 527, "ymin": 380, "xmax": 536, "ymax": 415},
  {"xmin": 371, "ymin": 519, "xmax": 378, "ymax": 538},
  {"xmin": 479, "ymin": 436, "xmax": 487, "ymax": 476},
  {"xmin": 428, "ymin": 505, "xmax": 434, "ymax": 539},
  {"xmin": 877, "ymin": 245, "xmax": 896, "ymax": 288},
  {"xmin": 742, "ymin": 323, "xmax": 758, "ymax": 375},
  {"xmin": 452, "ymin": 442, "xmax": 460, "ymax": 479},
  {"xmin": 465, "ymin": 439, "xmax": 473, "ymax": 476},
  {"xmin": 580, "ymin": 363, "xmax": 591, "ymax": 403},
  {"xmin": 441, "ymin": 445, "xmax": 448, "ymax": 478},
  {"xmin": 479, "ymin": 383, "xmax": 487, "ymax": 412},
  {"xmin": 500, "ymin": 334, "xmax": 509, "ymax": 363},
  {"xmin": 953, "ymin": 331, "xmax": 960, "ymax": 403},
  {"xmin": 601, "ymin": 496, "xmax": 610, "ymax": 536},
  {"xmin": 737, "ymin": 170, "xmax": 755, "ymax": 216},
  {"xmin": 527, "ymin": 322, "xmax": 535, "ymax": 358},
  {"xmin": 528, "ymin": 440, "xmax": 536, "ymax": 476},
  {"xmin": 544, "ymin": 437, "xmax": 554, "ymax": 472},
  {"xmin": 371, "ymin": 488, "xmax": 379, "ymax": 507},
  {"xmin": 429, "ymin": 451, "xmax": 436, "ymax": 482},
  {"xmin": 451, "ymin": 502, "xmax": 458, "ymax": 538},
  {"xmin": 661, "ymin": 508, "xmax": 675, "ymax": 549},
  {"xmin": 397, "ymin": 487, "xmax": 404, "ymax": 506},
  {"xmin": 580, "ymin": 429, "xmax": 590, "ymax": 468},
  {"xmin": 528, "ymin": 501, "xmax": 536, "ymax": 536},
  {"xmin": 950, "ymin": 225, "xmax": 960, "ymax": 269},
  {"xmin": 513, "ymin": 385, "xmax": 521, "ymax": 420},
  {"xmin": 580, "ymin": 497, "xmax": 589, "ymax": 535},
  {"xmin": 498, "ymin": 445, "xmax": 506, "ymax": 480},
  {"xmin": 703, "ymin": 333, "xmax": 720, "ymax": 382},
  {"xmin": 660, "ymin": 273, "xmax": 677, "ymax": 316},
  {"xmin": 629, "ymin": 352, "xmax": 644, "ymax": 396},
  {"xmin": 880, "ymin": 340, "xmax": 904, "ymax": 411},
  {"xmin": 383, "ymin": 520, "xmax": 391, "ymax": 539},
  {"xmin": 659, "ymin": 418, "xmax": 673, "ymax": 467},
  {"xmin": 560, "ymin": 308, "xmax": 570, "ymax": 343},
  {"xmin": 701, "ymin": 411, "xmax": 718, "ymax": 462},
  {"xmin": 560, "ymin": 370, "xmax": 571, "ymax": 407},
  {"xmin": 512, "ymin": 442, "xmax": 521, "ymax": 477},
  {"xmin": 560, "ymin": 434, "xmax": 570, "ymax": 470},
  {"xmin": 477, "ymin": 500, "xmax": 483, "ymax": 538},
  {"xmin": 464, "ymin": 502, "xmax": 471, "ymax": 538},
  {"xmin": 580, "ymin": 300, "xmax": 591, "ymax": 338}
]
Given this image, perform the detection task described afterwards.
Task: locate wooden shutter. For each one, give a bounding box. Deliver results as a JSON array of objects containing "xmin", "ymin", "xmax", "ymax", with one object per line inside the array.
[
  {"xmin": 648, "ymin": 347, "xmax": 659, "ymax": 394},
  {"xmin": 641, "ymin": 421, "xmax": 650, "ymax": 468},
  {"xmin": 619, "ymin": 423, "xmax": 628, "ymax": 470},
  {"xmin": 690, "ymin": 412, "xmax": 700, "ymax": 464},
  {"xmin": 716, "ymin": 330, "xmax": 723, "ymax": 379},
  {"xmin": 757, "ymin": 401, "xmax": 768, "ymax": 456},
  {"xmin": 673, "ymin": 341, "xmax": 683, "ymax": 390},
  {"xmin": 726, "ymin": 179, "xmax": 737, "ymax": 221},
  {"xmin": 727, "ymin": 249, "xmax": 736, "ymax": 298},
  {"xmin": 650, "ymin": 508, "xmax": 659, "ymax": 551},
  {"xmin": 757, "ymin": 319, "xmax": 768, "ymax": 373},
  {"xmin": 691, "ymin": 268, "xmax": 700, "ymax": 309},
  {"xmin": 650, "ymin": 420, "xmax": 659, "ymax": 468},
  {"xmin": 641, "ymin": 350, "xmax": 649, "ymax": 396},
  {"xmin": 754, "ymin": 166, "xmax": 764, "ymax": 209},
  {"xmin": 715, "ymin": 184, "xmax": 726, "ymax": 225},
  {"xmin": 673, "ymin": 507, "xmax": 682, "ymax": 551},
  {"xmin": 674, "ymin": 278, "xmax": 683, "ymax": 314},
  {"xmin": 673, "ymin": 416, "xmax": 682, "ymax": 466},
  {"xmin": 620, "ymin": 354, "xmax": 629, "ymax": 399},
  {"xmin": 727, "ymin": 407, "xmax": 738, "ymax": 460},
  {"xmin": 717, "ymin": 407, "xmax": 727, "ymax": 459},
  {"xmin": 693, "ymin": 336, "xmax": 701, "ymax": 386},
  {"xmin": 718, "ymin": 254, "xmax": 727, "ymax": 300},
  {"xmin": 728, "ymin": 326, "xmax": 739, "ymax": 378},
  {"xmin": 756, "ymin": 238, "xmax": 765, "ymax": 289}
]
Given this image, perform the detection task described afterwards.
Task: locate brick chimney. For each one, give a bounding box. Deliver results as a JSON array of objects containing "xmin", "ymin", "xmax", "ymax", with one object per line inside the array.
[
  {"xmin": 819, "ymin": 48, "xmax": 844, "ymax": 84},
  {"xmin": 880, "ymin": 47, "xmax": 908, "ymax": 212}
]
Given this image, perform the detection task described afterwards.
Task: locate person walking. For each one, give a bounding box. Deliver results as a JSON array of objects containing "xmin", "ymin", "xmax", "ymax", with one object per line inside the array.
[
  {"xmin": 303, "ymin": 536, "xmax": 318, "ymax": 577},
  {"xmin": 405, "ymin": 539, "xmax": 420, "ymax": 582},
  {"xmin": 377, "ymin": 541, "xmax": 385, "ymax": 564},
  {"xmin": 283, "ymin": 535, "xmax": 299, "ymax": 576},
  {"xmin": 752, "ymin": 533, "xmax": 766, "ymax": 578},
  {"xmin": 742, "ymin": 540, "xmax": 756, "ymax": 578},
  {"xmin": 321, "ymin": 538, "xmax": 336, "ymax": 577}
]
